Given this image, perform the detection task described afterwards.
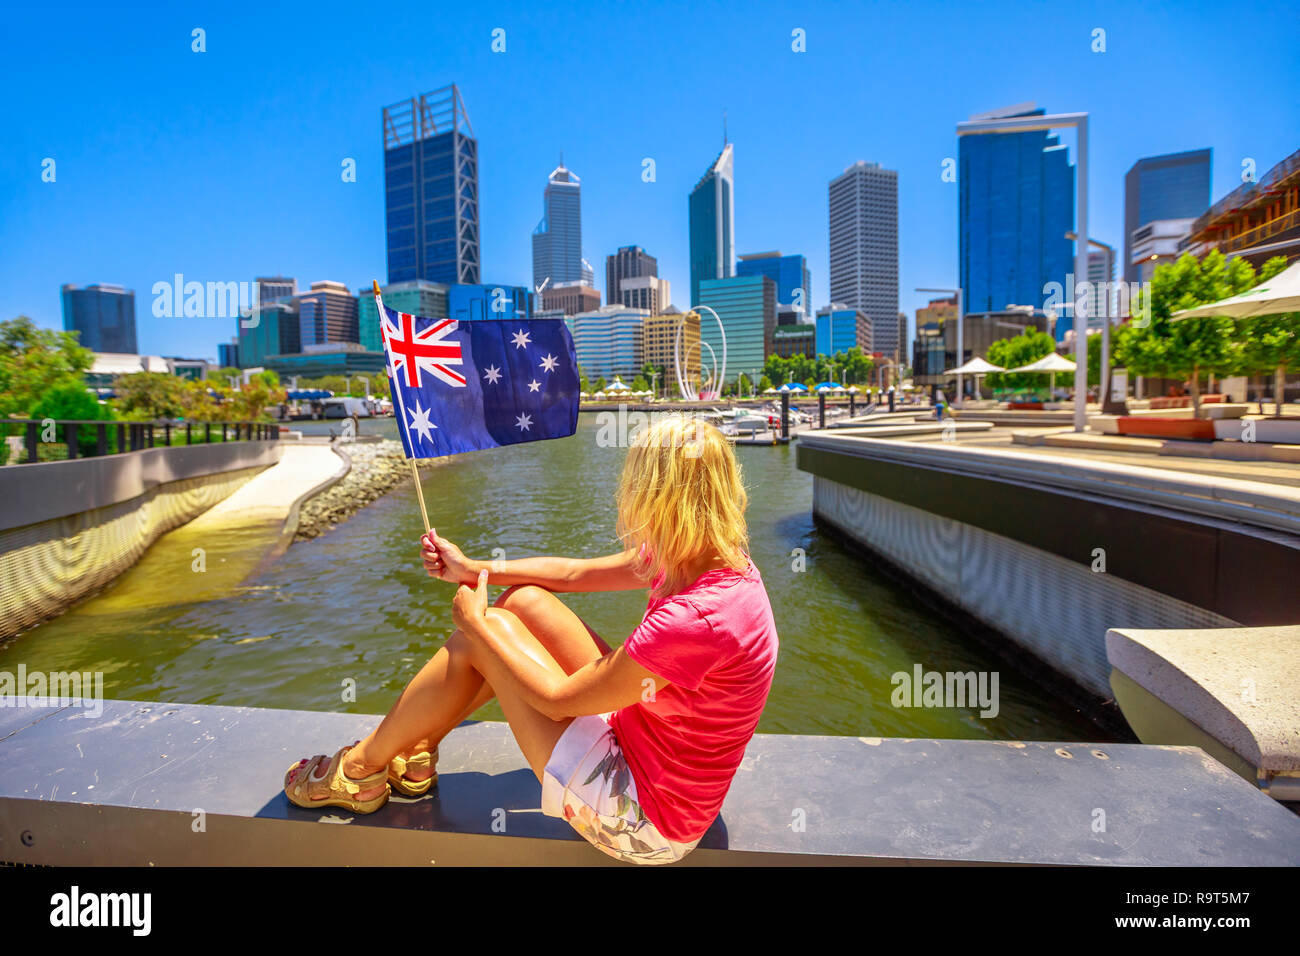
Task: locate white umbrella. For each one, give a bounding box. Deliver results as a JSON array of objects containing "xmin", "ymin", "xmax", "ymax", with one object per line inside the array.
[
  {"xmin": 1008, "ymin": 352, "xmax": 1077, "ymax": 399},
  {"xmin": 944, "ymin": 356, "xmax": 1005, "ymax": 375},
  {"xmin": 605, "ymin": 378, "xmax": 632, "ymax": 392},
  {"xmin": 944, "ymin": 356, "xmax": 1006, "ymax": 401},
  {"xmin": 762, "ymin": 387, "xmax": 778, "ymax": 394},
  {"xmin": 1172, "ymin": 259, "xmax": 1300, "ymax": 319}
]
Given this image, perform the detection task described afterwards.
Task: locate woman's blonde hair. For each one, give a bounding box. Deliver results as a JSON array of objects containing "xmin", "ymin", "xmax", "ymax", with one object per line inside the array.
[{"xmin": 616, "ymin": 415, "xmax": 749, "ymax": 598}]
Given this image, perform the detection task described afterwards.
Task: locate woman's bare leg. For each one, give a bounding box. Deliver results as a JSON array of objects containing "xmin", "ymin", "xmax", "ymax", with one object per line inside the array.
[{"xmin": 322, "ymin": 586, "xmax": 607, "ymax": 795}]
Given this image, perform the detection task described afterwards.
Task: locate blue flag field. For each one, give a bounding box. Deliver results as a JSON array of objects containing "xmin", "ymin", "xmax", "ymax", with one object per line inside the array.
[{"xmin": 378, "ymin": 299, "xmax": 581, "ymax": 458}]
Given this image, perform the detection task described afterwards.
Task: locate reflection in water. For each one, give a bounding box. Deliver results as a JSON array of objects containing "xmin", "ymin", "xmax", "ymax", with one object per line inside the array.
[{"xmin": 3, "ymin": 416, "xmax": 1106, "ymax": 741}]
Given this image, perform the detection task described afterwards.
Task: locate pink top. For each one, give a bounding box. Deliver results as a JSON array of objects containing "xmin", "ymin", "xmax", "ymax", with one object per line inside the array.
[{"xmin": 610, "ymin": 559, "xmax": 779, "ymax": 843}]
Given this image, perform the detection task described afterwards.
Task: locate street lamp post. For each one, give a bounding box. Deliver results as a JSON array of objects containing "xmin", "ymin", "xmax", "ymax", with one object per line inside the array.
[
  {"xmin": 916, "ymin": 286, "xmax": 963, "ymax": 407},
  {"xmin": 957, "ymin": 111, "xmax": 1089, "ymax": 432},
  {"xmin": 1066, "ymin": 230, "xmax": 1124, "ymax": 414}
]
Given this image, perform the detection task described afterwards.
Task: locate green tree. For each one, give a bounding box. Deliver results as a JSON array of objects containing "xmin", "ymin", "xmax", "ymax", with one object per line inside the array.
[
  {"xmin": 31, "ymin": 382, "xmax": 113, "ymax": 456},
  {"xmin": 0, "ymin": 316, "xmax": 94, "ymax": 418},
  {"xmin": 595, "ymin": 376, "xmax": 607, "ymax": 393},
  {"xmin": 986, "ymin": 328, "xmax": 1056, "ymax": 393},
  {"xmin": 759, "ymin": 374, "xmax": 773, "ymax": 393},
  {"xmin": 736, "ymin": 372, "xmax": 752, "ymax": 396},
  {"xmin": 837, "ymin": 347, "xmax": 874, "ymax": 386},
  {"xmin": 631, "ymin": 374, "xmax": 649, "ymax": 392},
  {"xmin": 114, "ymin": 372, "xmax": 187, "ymax": 420},
  {"xmin": 227, "ymin": 378, "xmax": 287, "ymax": 421},
  {"xmin": 1116, "ymin": 250, "xmax": 1263, "ymax": 415}
]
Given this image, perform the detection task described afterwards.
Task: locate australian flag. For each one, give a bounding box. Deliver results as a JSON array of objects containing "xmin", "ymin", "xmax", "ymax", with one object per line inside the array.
[{"xmin": 378, "ymin": 301, "xmax": 580, "ymax": 458}]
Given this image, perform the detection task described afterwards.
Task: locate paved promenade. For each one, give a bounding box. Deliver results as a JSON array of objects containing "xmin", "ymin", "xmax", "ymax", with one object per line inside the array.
[{"xmin": 72, "ymin": 444, "xmax": 347, "ymax": 615}]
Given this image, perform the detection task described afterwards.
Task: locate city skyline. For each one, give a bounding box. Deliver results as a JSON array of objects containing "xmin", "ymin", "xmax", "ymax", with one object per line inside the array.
[{"xmin": 3, "ymin": 0, "xmax": 1297, "ymax": 361}]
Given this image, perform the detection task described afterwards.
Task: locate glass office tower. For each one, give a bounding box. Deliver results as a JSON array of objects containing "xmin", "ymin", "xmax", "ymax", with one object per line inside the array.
[
  {"xmin": 384, "ymin": 85, "xmax": 480, "ymax": 286},
  {"xmin": 958, "ymin": 106, "xmax": 1074, "ymax": 326},
  {"xmin": 532, "ymin": 165, "xmax": 585, "ymax": 290},
  {"xmin": 828, "ymin": 161, "xmax": 899, "ymax": 357},
  {"xmin": 689, "ymin": 144, "xmax": 735, "ymax": 306},
  {"xmin": 1123, "ymin": 149, "xmax": 1211, "ymax": 284},
  {"xmin": 698, "ymin": 274, "xmax": 775, "ymax": 386},
  {"xmin": 736, "ymin": 251, "xmax": 811, "ymax": 319},
  {"xmin": 61, "ymin": 283, "xmax": 138, "ymax": 353}
]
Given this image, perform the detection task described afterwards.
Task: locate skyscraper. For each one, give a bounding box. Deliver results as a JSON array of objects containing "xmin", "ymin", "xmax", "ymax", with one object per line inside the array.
[
  {"xmin": 383, "ymin": 85, "xmax": 480, "ymax": 286},
  {"xmin": 295, "ymin": 281, "xmax": 359, "ymax": 348},
  {"xmin": 256, "ymin": 276, "xmax": 297, "ymax": 305},
  {"xmin": 828, "ymin": 160, "xmax": 899, "ymax": 358},
  {"xmin": 1123, "ymin": 149, "xmax": 1212, "ymax": 284},
  {"xmin": 736, "ymin": 252, "xmax": 811, "ymax": 318},
  {"xmin": 532, "ymin": 164, "xmax": 587, "ymax": 290},
  {"xmin": 689, "ymin": 143, "xmax": 735, "ymax": 306},
  {"xmin": 61, "ymin": 283, "xmax": 137, "ymax": 353},
  {"xmin": 606, "ymin": 245, "xmax": 658, "ymax": 306},
  {"xmin": 958, "ymin": 104, "xmax": 1073, "ymax": 325}
]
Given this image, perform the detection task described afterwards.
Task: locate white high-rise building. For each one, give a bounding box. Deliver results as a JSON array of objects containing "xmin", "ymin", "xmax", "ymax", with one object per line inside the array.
[{"xmin": 828, "ymin": 160, "xmax": 899, "ymax": 358}]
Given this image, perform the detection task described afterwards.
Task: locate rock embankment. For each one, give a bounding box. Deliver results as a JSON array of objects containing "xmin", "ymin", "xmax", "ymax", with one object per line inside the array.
[{"xmin": 293, "ymin": 440, "xmax": 441, "ymax": 542}]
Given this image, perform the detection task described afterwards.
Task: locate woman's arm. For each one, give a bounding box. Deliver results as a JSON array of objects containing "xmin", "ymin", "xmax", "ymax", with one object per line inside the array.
[
  {"xmin": 452, "ymin": 571, "xmax": 668, "ymax": 719},
  {"xmin": 421, "ymin": 530, "xmax": 645, "ymax": 593}
]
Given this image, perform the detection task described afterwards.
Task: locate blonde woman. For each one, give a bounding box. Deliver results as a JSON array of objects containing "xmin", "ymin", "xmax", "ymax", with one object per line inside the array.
[{"xmin": 283, "ymin": 415, "xmax": 780, "ymax": 864}]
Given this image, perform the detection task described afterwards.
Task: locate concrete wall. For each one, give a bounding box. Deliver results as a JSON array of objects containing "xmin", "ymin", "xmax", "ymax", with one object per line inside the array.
[
  {"xmin": 812, "ymin": 476, "xmax": 1234, "ymax": 699},
  {"xmin": 0, "ymin": 441, "xmax": 282, "ymax": 641},
  {"xmin": 797, "ymin": 433, "xmax": 1300, "ymax": 703}
]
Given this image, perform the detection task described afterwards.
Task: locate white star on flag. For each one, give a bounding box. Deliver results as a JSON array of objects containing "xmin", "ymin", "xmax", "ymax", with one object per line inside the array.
[
  {"xmin": 539, "ymin": 353, "xmax": 558, "ymax": 373},
  {"xmin": 407, "ymin": 398, "xmax": 438, "ymax": 446},
  {"xmin": 483, "ymin": 364, "xmax": 502, "ymax": 384},
  {"xmin": 527, "ymin": 379, "xmax": 541, "ymax": 393},
  {"xmin": 511, "ymin": 329, "xmax": 531, "ymax": 349},
  {"xmin": 515, "ymin": 412, "xmax": 533, "ymax": 431}
]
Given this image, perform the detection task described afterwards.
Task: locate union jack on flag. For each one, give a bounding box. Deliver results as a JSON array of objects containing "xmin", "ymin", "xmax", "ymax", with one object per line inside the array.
[
  {"xmin": 382, "ymin": 310, "xmax": 467, "ymax": 389},
  {"xmin": 376, "ymin": 297, "xmax": 580, "ymax": 459}
]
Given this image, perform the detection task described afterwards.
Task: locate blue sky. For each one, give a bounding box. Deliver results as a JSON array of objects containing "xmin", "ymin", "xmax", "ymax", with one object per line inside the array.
[{"xmin": 2, "ymin": 0, "xmax": 1297, "ymax": 361}]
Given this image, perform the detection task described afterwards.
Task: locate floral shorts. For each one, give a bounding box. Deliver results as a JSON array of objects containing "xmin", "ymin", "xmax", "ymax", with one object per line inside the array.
[{"xmin": 541, "ymin": 713, "xmax": 701, "ymax": 865}]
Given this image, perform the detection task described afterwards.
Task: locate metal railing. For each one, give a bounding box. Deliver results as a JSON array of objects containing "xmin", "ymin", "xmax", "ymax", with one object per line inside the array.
[{"xmin": 1, "ymin": 419, "xmax": 279, "ymax": 465}]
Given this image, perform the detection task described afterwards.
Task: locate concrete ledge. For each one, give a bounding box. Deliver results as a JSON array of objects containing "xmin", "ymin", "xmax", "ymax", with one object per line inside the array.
[
  {"xmin": 818, "ymin": 421, "xmax": 994, "ymax": 438},
  {"xmin": 1, "ymin": 700, "xmax": 1298, "ymax": 866},
  {"xmin": 1107, "ymin": 626, "xmax": 1300, "ymax": 789},
  {"xmin": 0, "ymin": 440, "xmax": 283, "ymax": 531}
]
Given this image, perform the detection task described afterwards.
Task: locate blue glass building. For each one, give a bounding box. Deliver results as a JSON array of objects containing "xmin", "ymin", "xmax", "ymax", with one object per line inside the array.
[
  {"xmin": 736, "ymin": 252, "xmax": 811, "ymax": 319},
  {"xmin": 689, "ymin": 144, "xmax": 735, "ymax": 306},
  {"xmin": 698, "ymin": 275, "xmax": 775, "ymax": 386},
  {"xmin": 1123, "ymin": 149, "xmax": 1211, "ymax": 284},
  {"xmin": 61, "ymin": 283, "xmax": 137, "ymax": 353},
  {"xmin": 446, "ymin": 284, "xmax": 534, "ymax": 323},
  {"xmin": 815, "ymin": 308, "xmax": 867, "ymax": 357},
  {"xmin": 384, "ymin": 86, "xmax": 480, "ymax": 286},
  {"xmin": 238, "ymin": 302, "xmax": 300, "ymax": 368},
  {"xmin": 959, "ymin": 106, "xmax": 1074, "ymax": 329}
]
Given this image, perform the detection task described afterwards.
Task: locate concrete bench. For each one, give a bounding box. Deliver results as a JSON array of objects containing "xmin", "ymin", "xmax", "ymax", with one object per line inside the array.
[
  {"xmin": 2, "ymin": 699, "xmax": 1297, "ymax": 866},
  {"xmin": 1107, "ymin": 626, "xmax": 1300, "ymax": 800}
]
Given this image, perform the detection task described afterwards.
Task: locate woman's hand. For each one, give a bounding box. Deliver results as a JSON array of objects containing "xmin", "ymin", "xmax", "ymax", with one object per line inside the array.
[
  {"xmin": 451, "ymin": 568, "xmax": 491, "ymax": 633},
  {"xmin": 421, "ymin": 529, "xmax": 480, "ymax": 585}
]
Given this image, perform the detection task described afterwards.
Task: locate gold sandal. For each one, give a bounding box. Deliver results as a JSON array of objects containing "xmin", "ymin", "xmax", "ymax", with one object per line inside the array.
[
  {"xmin": 284, "ymin": 745, "xmax": 390, "ymax": 813},
  {"xmin": 388, "ymin": 747, "xmax": 438, "ymax": 797}
]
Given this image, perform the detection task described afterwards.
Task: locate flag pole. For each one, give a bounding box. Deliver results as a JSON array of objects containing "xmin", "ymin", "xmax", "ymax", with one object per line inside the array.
[{"xmin": 373, "ymin": 280, "xmax": 431, "ymax": 533}]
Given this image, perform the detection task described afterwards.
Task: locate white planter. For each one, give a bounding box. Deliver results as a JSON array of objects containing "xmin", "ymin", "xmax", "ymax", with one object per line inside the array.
[{"xmin": 1214, "ymin": 418, "xmax": 1300, "ymax": 444}]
